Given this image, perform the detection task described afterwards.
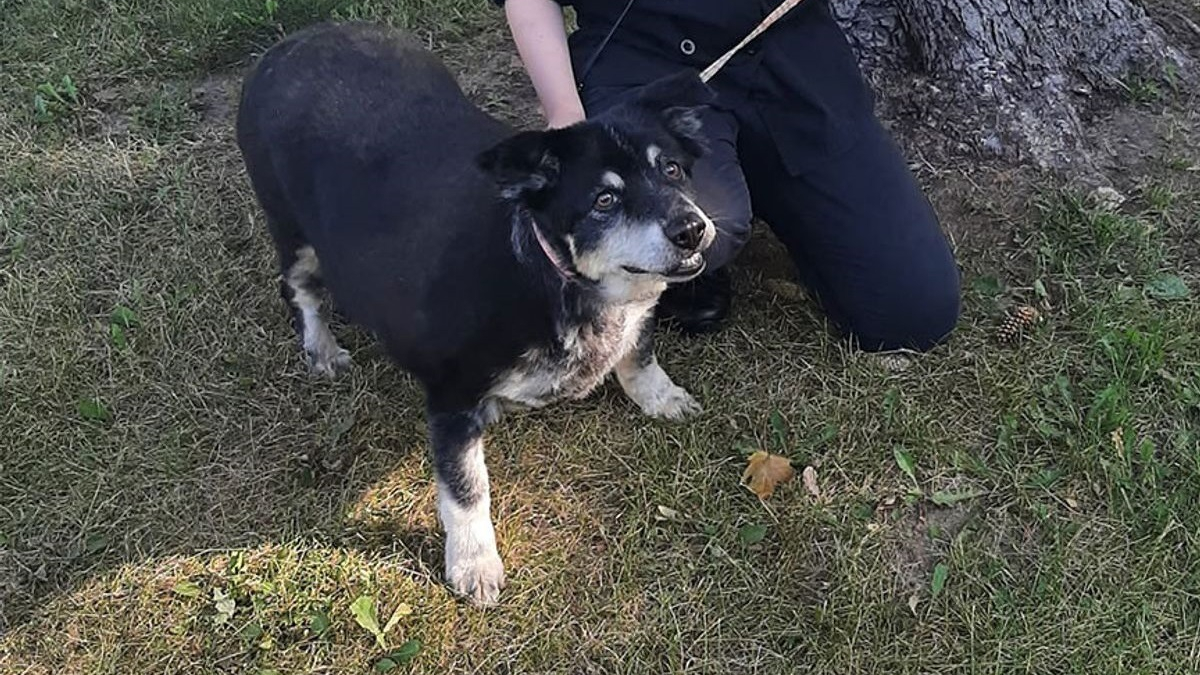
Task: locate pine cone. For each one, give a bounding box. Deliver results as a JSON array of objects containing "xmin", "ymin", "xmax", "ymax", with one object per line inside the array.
[{"xmin": 997, "ymin": 305, "xmax": 1041, "ymax": 343}]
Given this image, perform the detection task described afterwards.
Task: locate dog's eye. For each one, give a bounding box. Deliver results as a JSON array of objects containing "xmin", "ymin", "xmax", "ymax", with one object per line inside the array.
[
  {"xmin": 594, "ymin": 190, "xmax": 619, "ymax": 211},
  {"xmin": 663, "ymin": 161, "xmax": 683, "ymax": 181}
]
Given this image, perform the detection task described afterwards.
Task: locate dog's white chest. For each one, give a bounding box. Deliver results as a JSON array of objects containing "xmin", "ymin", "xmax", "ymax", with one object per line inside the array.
[{"xmin": 490, "ymin": 302, "xmax": 653, "ymax": 408}]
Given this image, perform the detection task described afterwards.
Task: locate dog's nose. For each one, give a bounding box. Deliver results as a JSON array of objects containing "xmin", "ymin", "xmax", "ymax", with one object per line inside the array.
[{"xmin": 665, "ymin": 215, "xmax": 705, "ymax": 251}]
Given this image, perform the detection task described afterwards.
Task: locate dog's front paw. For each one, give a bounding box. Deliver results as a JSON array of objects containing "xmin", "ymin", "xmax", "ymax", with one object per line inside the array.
[
  {"xmin": 447, "ymin": 552, "xmax": 507, "ymax": 607},
  {"xmin": 638, "ymin": 383, "xmax": 702, "ymax": 420},
  {"xmin": 306, "ymin": 344, "xmax": 352, "ymax": 378},
  {"xmin": 619, "ymin": 361, "xmax": 703, "ymax": 421}
]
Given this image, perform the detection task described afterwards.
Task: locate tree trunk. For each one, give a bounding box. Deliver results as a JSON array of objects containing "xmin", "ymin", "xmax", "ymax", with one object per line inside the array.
[{"xmin": 829, "ymin": 0, "xmax": 1193, "ymax": 175}]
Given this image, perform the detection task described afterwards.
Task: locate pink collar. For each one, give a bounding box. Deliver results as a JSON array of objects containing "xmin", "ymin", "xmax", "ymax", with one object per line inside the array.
[{"xmin": 529, "ymin": 219, "xmax": 578, "ymax": 281}]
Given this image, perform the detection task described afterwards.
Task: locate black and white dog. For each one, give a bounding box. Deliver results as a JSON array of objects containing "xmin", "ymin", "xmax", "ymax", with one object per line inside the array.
[{"xmin": 235, "ymin": 22, "xmax": 716, "ymax": 606}]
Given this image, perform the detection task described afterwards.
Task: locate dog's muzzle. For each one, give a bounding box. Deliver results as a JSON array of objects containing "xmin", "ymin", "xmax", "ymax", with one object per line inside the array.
[
  {"xmin": 664, "ymin": 214, "xmax": 706, "ymax": 253},
  {"xmin": 663, "ymin": 251, "xmax": 706, "ymax": 280},
  {"xmin": 621, "ymin": 210, "xmax": 713, "ymax": 282}
]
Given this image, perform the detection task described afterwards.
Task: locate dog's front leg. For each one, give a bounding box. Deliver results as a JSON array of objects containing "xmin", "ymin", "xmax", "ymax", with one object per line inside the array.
[
  {"xmin": 429, "ymin": 404, "xmax": 506, "ymax": 606},
  {"xmin": 615, "ymin": 317, "xmax": 702, "ymax": 420}
]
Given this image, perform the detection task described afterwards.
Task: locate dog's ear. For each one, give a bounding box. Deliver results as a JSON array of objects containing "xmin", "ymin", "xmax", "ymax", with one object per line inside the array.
[
  {"xmin": 633, "ymin": 70, "xmax": 715, "ymax": 157},
  {"xmin": 476, "ymin": 130, "xmax": 561, "ymax": 201}
]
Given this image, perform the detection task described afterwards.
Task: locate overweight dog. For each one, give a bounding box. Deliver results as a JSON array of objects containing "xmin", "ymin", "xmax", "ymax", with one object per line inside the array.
[{"xmin": 236, "ymin": 21, "xmax": 716, "ymax": 606}]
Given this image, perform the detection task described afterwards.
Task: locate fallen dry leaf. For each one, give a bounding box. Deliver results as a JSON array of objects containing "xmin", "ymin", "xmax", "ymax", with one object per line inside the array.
[
  {"xmin": 742, "ymin": 451, "xmax": 795, "ymax": 499},
  {"xmin": 1091, "ymin": 185, "xmax": 1126, "ymax": 210},
  {"xmin": 801, "ymin": 465, "xmax": 821, "ymax": 499}
]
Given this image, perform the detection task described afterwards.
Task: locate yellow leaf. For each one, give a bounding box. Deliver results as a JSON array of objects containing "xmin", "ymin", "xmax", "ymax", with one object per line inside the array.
[{"xmin": 741, "ymin": 451, "xmax": 795, "ymax": 499}]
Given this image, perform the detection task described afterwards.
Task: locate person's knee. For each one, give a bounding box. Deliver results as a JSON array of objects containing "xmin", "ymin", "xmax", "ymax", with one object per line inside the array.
[
  {"xmin": 841, "ymin": 256, "xmax": 961, "ymax": 353},
  {"xmin": 898, "ymin": 272, "xmax": 961, "ymax": 352}
]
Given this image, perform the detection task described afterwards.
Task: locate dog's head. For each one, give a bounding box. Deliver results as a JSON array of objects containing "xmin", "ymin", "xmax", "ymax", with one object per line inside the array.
[{"xmin": 476, "ymin": 71, "xmax": 718, "ymax": 297}]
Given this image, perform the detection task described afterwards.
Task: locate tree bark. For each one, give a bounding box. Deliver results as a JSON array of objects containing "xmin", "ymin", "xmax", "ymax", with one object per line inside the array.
[{"xmin": 829, "ymin": 0, "xmax": 1193, "ymax": 174}]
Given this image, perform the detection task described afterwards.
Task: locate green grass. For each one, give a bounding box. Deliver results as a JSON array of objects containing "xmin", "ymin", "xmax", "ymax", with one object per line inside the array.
[{"xmin": 2, "ymin": 1, "xmax": 1200, "ymax": 673}]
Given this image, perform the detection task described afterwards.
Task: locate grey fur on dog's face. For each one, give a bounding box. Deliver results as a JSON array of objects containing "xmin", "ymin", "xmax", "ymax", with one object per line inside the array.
[
  {"xmin": 476, "ymin": 71, "xmax": 717, "ymax": 296},
  {"xmin": 568, "ymin": 138, "xmax": 716, "ymax": 289}
]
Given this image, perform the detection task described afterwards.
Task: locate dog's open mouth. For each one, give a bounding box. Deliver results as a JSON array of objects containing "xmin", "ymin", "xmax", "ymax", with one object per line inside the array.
[{"xmin": 622, "ymin": 252, "xmax": 706, "ymax": 281}]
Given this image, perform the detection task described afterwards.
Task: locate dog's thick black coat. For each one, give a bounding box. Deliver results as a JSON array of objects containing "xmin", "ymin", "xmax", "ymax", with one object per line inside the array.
[{"xmin": 236, "ymin": 22, "xmax": 716, "ymax": 605}]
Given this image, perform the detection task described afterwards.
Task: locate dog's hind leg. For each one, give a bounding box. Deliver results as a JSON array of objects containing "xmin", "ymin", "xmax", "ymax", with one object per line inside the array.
[
  {"xmin": 428, "ymin": 403, "xmax": 506, "ymax": 607},
  {"xmin": 615, "ymin": 315, "xmax": 701, "ymax": 420},
  {"xmin": 282, "ymin": 244, "xmax": 352, "ymax": 378},
  {"xmin": 244, "ymin": 147, "xmax": 352, "ymax": 378}
]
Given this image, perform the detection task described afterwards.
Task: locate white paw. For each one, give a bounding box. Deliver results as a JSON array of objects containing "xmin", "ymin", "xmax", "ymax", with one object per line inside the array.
[
  {"xmin": 619, "ymin": 361, "xmax": 703, "ymax": 421},
  {"xmin": 446, "ymin": 552, "xmax": 506, "ymax": 607},
  {"xmin": 307, "ymin": 345, "xmax": 351, "ymax": 378},
  {"xmin": 638, "ymin": 383, "xmax": 702, "ymax": 420}
]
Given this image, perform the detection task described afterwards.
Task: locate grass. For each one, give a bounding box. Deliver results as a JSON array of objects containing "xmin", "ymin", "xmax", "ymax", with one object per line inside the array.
[{"xmin": 2, "ymin": 1, "xmax": 1200, "ymax": 673}]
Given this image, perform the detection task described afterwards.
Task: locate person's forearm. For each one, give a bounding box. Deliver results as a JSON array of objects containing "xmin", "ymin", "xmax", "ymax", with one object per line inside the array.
[{"xmin": 504, "ymin": 0, "xmax": 586, "ymax": 128}]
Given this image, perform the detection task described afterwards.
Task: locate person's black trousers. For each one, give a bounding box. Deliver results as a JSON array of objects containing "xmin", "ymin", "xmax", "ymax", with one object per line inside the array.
[{"xmin": 580, "ymin": 63, "xmax": 961, "ymax": 353}]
